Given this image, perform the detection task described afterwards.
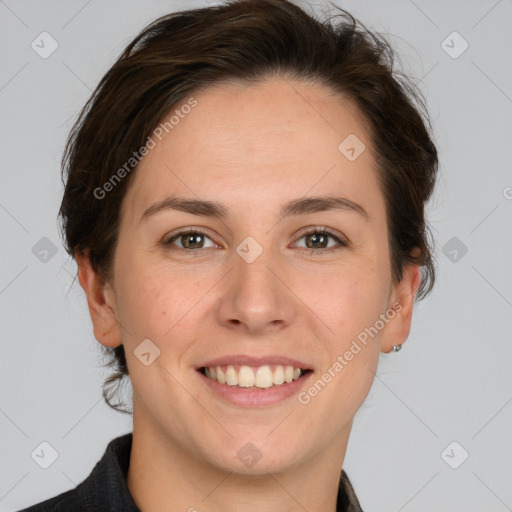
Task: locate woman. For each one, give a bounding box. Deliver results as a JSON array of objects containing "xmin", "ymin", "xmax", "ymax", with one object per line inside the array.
[{"xmin": 20, "ymin": 0, "xmax": 438, "ymax": 510}]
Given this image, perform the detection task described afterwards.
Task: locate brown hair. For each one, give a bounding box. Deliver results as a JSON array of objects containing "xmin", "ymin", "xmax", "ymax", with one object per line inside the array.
[{"xmin": 59, "ymin": 0, "xmax": 439, "ymax": 414}]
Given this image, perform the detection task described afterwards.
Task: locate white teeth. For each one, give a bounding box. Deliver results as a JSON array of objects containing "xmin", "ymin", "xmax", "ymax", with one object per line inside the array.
[
  {"xmin": 284, "ymin": 365, "xmax": 294, "ymax": 383},
  {"xmin": 273, "ymin": 365, "xmax": 285, "ymax": 385},
  {"xmin": 225, "ymin": 365, "xmax": 238, "ymax": 386},
  {"xmin": 238, "ymin": 366, "xmax": 255, "ymax": 387},
  {"xmin": 254, "ymin": 365, "xmax": 273, "ymax": 388},
  {"xmin": 203, "ymin": 364, "xmax": 307, "ymax": 388}
]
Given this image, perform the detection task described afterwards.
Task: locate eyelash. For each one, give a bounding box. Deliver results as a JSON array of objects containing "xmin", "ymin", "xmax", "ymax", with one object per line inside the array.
[{"xmin": 162, "ymin": 226, "xmax": 348, "ymax": 256}]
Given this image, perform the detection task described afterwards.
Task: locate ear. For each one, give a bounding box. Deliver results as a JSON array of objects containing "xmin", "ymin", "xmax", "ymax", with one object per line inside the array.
[
  {"xmin": 380, "ymin": 262, "xmax": 422, "ymax": 354},
  {"xmin": 75, "ymin": 250, "xmax": 123, "ymax": 348}
]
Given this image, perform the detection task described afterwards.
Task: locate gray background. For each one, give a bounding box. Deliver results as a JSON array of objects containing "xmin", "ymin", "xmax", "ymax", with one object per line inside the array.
[{"xmin": 1, "ymin": 0, "xmax": 511, "ymax": 511}]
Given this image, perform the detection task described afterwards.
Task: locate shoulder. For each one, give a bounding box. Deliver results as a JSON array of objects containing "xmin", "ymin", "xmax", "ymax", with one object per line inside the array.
[
  {"xmin": 16, "ymin": 487, "xmax": 81, "ymax": 512},
  {"xmin": 16, "ymin": 433, "xmax": 138, "ymax": 512}
]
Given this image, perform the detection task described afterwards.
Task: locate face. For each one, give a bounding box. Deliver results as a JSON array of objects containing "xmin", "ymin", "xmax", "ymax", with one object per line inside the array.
[{"xmin": 80, "ymin": 76, "xmax": 419, "ymax": 475}]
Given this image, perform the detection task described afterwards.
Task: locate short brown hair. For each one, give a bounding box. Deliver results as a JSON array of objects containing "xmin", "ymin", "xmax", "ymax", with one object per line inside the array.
[{"xmin": 59, "ymin": 0, "xmax": 439, "ymax": 413}]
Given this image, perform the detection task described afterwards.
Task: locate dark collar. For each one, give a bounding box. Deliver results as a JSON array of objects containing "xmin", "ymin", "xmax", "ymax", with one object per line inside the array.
[{"xmin": 20, "ymin": 433, "xmax": 363, "ymax": 511}]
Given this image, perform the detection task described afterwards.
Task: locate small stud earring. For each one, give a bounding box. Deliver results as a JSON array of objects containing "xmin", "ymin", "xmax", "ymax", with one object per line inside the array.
[{"xmin": 392, "ymin": 344, "xmax": 402, "ymax": 352}]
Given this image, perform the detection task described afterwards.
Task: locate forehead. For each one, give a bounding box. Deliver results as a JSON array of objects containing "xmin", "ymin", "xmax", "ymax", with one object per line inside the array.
[{"xmin": 122, "ymin": 77, "xmax": 382, "ymax": 224}]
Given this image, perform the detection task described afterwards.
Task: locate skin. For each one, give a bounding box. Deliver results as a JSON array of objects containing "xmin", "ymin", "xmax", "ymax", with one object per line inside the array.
[{"xmin": 76, "ymin": 76, "xmax": 421, "ymax": 512}]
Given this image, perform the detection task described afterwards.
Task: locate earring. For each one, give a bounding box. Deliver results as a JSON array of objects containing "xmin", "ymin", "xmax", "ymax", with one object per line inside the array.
[{"xmin": 392, "ymin": 344, "xmax": 402, "ymax": 352}]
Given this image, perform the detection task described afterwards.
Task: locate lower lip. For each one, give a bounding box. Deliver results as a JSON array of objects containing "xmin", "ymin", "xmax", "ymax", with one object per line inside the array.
[{"xmin": 197, "ymin": 370, "xmax": 313, "ymax": 407}]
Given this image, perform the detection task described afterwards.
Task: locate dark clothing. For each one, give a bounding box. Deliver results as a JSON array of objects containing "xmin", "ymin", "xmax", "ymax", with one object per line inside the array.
[{"xmin": 18, "ymin": 433, "xmax": 363, "ymax": 511}]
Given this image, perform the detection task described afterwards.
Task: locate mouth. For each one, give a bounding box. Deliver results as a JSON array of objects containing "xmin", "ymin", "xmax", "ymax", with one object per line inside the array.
[{"xmin": 198, "ymin": 364, "xmax": 313, "ymax": 389}]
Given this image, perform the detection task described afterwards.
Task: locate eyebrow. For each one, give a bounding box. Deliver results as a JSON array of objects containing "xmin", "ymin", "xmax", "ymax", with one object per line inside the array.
[{"xmin": 139, "ymin": 194, "xmax": 369, "ymax": 224}]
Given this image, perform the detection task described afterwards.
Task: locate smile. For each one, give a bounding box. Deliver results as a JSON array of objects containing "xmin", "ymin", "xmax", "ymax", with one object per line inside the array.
[{"xmin": 200, "ymin": 364, "xmax": 312, "ymax": 389}]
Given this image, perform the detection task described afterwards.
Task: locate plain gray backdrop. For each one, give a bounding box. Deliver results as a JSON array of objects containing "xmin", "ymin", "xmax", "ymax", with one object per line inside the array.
[{"xmin": 1, "ymin": 1, "xmax": 511, "ymax": 511}]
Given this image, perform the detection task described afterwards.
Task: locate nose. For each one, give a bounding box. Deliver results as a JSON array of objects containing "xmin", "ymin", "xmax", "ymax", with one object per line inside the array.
[{"xmin": 216, "ymin": 243, "xmax": 296, "ymax": 334}]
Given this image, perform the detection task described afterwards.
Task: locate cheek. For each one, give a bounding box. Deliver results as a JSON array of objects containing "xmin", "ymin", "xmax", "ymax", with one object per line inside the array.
[
  {"xmin": 125, "ymin": 283, "xmax": 179, "ymax": 338},
  {"xmin": 113, "ymin": 252, "xmax": 217, "ymax": 363},
  {"xmin": 318, "ymin": 263, "xmax": 391, "ymax": 337},
  {"xmin": 310, "ymin": 276, "xmax": 384, "ymax": 413},
  {"xmin": 309, "ymin": 262, "xmax": 389, "ymax": 401},
  {"xmin": 113, "ymin": 250, "xmax": 177, "ymax": 337}
]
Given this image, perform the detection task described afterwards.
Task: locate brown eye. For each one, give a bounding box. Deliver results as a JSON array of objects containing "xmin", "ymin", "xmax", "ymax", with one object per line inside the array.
[
  {"xmin": 163, "ymin": 229, "xmax": 215, "ymax": 251},
  {"xmin": 293, "ymin": 228, "xmax": 348, "ymax": 254},
  {"xmin": 305, "ymin": 232, "xmax": 330, "ymax": 249},
  {"xmin": 162, "ymin": 227, "xmax": 348, "ymax": 256}
]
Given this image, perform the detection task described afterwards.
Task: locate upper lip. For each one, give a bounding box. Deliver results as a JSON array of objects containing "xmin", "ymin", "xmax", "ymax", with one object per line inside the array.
[{"xmin": 197, "ymin": 355, "xmax": 312, "ymax": 370}]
